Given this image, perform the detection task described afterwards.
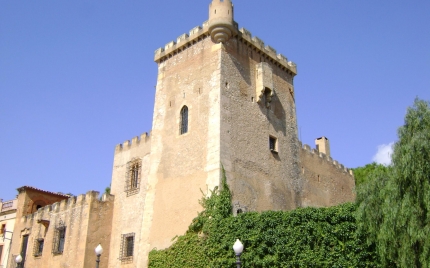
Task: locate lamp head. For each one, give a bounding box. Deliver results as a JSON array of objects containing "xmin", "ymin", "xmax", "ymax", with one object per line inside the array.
[
  {"xmin": 233, "ymin": 239, "xmax": 244, "ymax": 255},
  {"xmin": 15, "ymin": 254, "xmax": 23, "ymax": 263},
  {"xmin": 95, "ymin": 244, "xmax": 103, "ymax": 255}
]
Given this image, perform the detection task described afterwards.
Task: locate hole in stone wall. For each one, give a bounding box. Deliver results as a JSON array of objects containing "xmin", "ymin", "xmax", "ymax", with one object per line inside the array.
[
  {"xmin": 251, "ymin": 97, "xmax": 254, "ymax": 102},
  {"xmin": 318, "ymin": 175, "xmax": 320, "ymax": 182},
  {"xmin": 237, "ymin": 209, "xmax": 243, "ymax": 214}
]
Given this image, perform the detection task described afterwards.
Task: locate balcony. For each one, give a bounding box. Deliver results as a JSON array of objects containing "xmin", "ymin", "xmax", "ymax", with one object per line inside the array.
[{"xmin": 0, "ymin": 199, "xmax": 17, "ymax": 213}]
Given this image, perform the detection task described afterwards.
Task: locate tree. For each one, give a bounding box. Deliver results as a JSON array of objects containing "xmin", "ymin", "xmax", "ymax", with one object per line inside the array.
[
  {"xmin": 357, "ymin": 98, "xmax": 430, "ymax": 267},
  {"xmin": 353, "ymin": 162, "xmax": 390, "ymax": 186}
]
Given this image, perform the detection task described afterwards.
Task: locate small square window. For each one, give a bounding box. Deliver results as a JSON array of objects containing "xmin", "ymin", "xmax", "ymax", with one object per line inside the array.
[{"xmin": 269, "ymin": 136, "xmax": 278, "ymax": 153}]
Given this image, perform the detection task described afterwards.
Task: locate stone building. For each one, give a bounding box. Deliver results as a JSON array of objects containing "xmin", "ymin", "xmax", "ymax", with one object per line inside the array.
[
  {"xmin": 0, "ymin": 198, "xmax": 17, "ymax": 268},
  {"xmin": 8, "ymin": 1, "xmax": 355, "ymax": 267},
  {"xmin": 8, "ymin": 187, "xmax": 113, "ymax": 268},
  {"xmin": 109, "ymin": 0, "xmax": 355, "ymax": 266}
]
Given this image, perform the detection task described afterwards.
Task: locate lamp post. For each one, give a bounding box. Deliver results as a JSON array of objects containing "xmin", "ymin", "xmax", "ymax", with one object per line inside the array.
[
  {"xmin": 233, "ymin": 239, "xmax": 243, "ymax": 268},
  {"xmin": 95, "ymin": 244, "xmax": 103, "ymax": 268},
  {"xmin": 15, "ymin": 254, "xmax": 23, "ymax": 268}
]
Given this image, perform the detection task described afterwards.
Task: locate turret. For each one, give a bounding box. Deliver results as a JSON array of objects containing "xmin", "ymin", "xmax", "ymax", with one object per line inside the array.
[{"xmin": 208, "ymin": 0, "xmax": 237, "ymax": 43}]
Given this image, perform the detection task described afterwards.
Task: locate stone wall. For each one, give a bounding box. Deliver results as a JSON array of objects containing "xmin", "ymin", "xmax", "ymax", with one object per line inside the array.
[
  {"xmin": 141, "ymin": 35, "xmax": 223, "ymax": 267},
  {"xmin": 299, "ymin": 144, "xmax": 356, "ymax": 207},
  {"xmin": 219, "ymin": 36, "xmax": 302, "ymax": 212},
  {"xmin": 9, "ymin": 191, "xmax": 114, "ymax": 268},
  {"xmin": 108, "ymin": 132, "xmax": 151, "ymax": 268}
]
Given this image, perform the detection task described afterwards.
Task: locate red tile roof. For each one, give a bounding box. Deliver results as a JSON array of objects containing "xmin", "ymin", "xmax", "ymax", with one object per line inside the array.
[{"xmin": 16, "ymin": 186, "xmax": 71, "ymax": 198}]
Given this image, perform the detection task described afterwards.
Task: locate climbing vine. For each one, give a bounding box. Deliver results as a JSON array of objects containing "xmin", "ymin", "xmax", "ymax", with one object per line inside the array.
[{"xmin": 149, "ymin": 169, "xmax": 377, "ymax": 267}]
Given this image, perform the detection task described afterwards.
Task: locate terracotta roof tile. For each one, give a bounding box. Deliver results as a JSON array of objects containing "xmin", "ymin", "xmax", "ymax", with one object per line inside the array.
[{"xmin": 17, "ymin": 186, "xmax": 70, "ymax": 198}]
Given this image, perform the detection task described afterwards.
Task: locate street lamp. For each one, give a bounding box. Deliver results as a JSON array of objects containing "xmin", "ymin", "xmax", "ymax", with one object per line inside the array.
[
  {"xmin": 15, "ymin": 254, "xmax": 23, "ymax": 268},
  {"xmin": 95, "ymin": 244, "xmax": 103, "ymax": 268},
  {"xmin": 233, "ymin": 239, "xmax": 244, "ymax": 268}
]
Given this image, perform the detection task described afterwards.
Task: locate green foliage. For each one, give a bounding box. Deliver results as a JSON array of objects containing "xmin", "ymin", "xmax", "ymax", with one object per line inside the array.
[
  {"xmin": 104, "ymin": 186, "xmax": 111, "ymax": 195},
  {"xmin": 188, "ymin": 168, "xmax": 232, "ymax": 234},
  {"xmin": 352, "ymin": 163, "xmax": 390, "ymax": 186},
  {"xmin": 357, "ymin": 98, "xmax": 430, "ymax": 267},
  {"xmin": 150, "ymin": 169, "xmax": 376, "ymax": 267}
]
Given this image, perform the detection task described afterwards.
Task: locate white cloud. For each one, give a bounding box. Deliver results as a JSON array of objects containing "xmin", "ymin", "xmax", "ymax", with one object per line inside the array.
[{"xmin": 372, "ymin": 142, "xmax": 394, "ymax": 166}]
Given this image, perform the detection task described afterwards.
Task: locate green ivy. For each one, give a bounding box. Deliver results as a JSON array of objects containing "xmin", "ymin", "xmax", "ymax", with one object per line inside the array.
[{"xmin": 149, "ymin": 169, "xmax": 377, "ymax": 267}]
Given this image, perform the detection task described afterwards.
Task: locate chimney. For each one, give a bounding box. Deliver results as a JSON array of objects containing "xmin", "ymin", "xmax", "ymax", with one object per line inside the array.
[{"xmin": 315, "ymin": 137, "xmax": 330, "ymax": 157}]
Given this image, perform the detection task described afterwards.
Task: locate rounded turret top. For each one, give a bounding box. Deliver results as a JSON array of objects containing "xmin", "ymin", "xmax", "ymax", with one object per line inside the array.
[{"xmin": 208, "ymin": 0, "xmax": 236, "ymax": 43}]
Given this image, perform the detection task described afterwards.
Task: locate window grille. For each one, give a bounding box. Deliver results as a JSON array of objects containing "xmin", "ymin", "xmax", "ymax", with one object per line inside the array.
[
  {"xmin": 52, "ymin": 221, "xmax": 66, "ymax": 254},
  {"xmin": 180, "ymin": 106, "xmax": 188, "ymax": 135},
  {"xmin": 119, "ymin": 233, "xmax": 135, "ymax": 263},
  {"xmin": 33, "ymin": 238, "xmax": 44, "ymax": 257},
  {"xmin": 124, "ymin": 158, "xmax": 142, "ymax": 196}
]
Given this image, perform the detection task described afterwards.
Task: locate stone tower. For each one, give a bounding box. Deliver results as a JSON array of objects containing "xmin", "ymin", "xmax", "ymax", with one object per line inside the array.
[
  {"xmin": 142, "ymin": 0, "xmax": 300, "ymax": 262},
  {"xmin": 108, "ymin": 1, "xmax": 354, "ymax": 267}
]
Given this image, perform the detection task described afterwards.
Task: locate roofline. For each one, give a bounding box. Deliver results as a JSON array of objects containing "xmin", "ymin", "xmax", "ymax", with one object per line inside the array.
[{"xmin": 16, "ymin": 186, "xmax": 71, "ymax": 198}]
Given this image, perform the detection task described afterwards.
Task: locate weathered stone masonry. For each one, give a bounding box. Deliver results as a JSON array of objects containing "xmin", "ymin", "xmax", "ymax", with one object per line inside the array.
[{"xmin": 8, "ymin": 1, "xmax": 355, "ymax": 268}]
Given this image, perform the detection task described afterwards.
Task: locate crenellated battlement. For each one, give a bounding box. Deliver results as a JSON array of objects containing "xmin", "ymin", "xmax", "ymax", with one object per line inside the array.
[
  {"xmin": 154, "ymin": 21, "xmax": 297, "ymax": 75},
  {"xmin": 300, "ymin": 143, "xmax": 353, "ymax": 176},
  {"xmin": 21, "ymin": 191, "xmax": 112, "ymax": 223},
  {"xmin": 115, "ymin": 132, "xmax": 151, "ymax": 153}
]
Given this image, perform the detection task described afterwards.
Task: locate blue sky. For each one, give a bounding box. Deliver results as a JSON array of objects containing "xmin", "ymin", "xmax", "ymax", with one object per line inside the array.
[{"xmin": 1, "ymin": 0, "xmax": 429, "ymax": 201}]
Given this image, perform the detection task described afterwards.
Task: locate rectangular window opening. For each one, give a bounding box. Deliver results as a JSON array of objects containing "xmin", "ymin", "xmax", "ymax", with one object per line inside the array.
[
  {"xmin": 119, "ymin": 233, "xmax": 135, "ymax": 263},
  {"xmin": 19, "ymin": 235, "xmax": 29, "ymax": 268},
  {"xmin": 52, "ymin": 226, "xmax": 66, "ymax": 255},
  {"xmin": 33, "ymin": 238, "xmax": 44, "ymax": 257},
  {"xmin": 269, "ymin": 136, "xmax": 278, "ymax": 153},
  {"xmin": 0, "ymin": 245, "xmax": 3, "ymax": 264},
  {"xmin": 125, "ymin": 159, "xmax": 142, "ymax": 196}
]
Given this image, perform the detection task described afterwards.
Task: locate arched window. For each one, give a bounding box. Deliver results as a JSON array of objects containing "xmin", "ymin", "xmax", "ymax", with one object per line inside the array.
[{"xmin": 180, "ymin": 106, "xmax": 188, "ymax": 135}]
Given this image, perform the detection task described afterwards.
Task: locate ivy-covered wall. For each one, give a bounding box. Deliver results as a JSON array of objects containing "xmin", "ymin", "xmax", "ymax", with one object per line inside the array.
[{"xmin": 149, "ymin": 173, "xmax": 377, "ymax": 267}]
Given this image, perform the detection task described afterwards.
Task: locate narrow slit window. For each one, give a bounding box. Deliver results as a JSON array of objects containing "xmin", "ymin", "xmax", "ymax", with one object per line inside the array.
[
  {"xmin": 20, "ymin": 235, "xmax": 29, "ymax": 267},
  {"xmin": 269, "ymin": 136, "xmax": 278, "ymax": 153},
  {"xmin": 180, "ymin": 106, "xmax": 188, "ymax": 135}
]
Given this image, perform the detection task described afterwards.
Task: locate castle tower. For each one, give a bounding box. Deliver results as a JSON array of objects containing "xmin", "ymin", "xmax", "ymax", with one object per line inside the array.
[
  {"xmin": 109, "ymin": 1, "xmax": 354, "ymax": 267},
  {"xmin": 134, "ymin": 1, "xmax": 300, "ymax": 265},
  {"xmin": 208, "ymin": 0, "xmax": 237, "ymax": 43}
]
